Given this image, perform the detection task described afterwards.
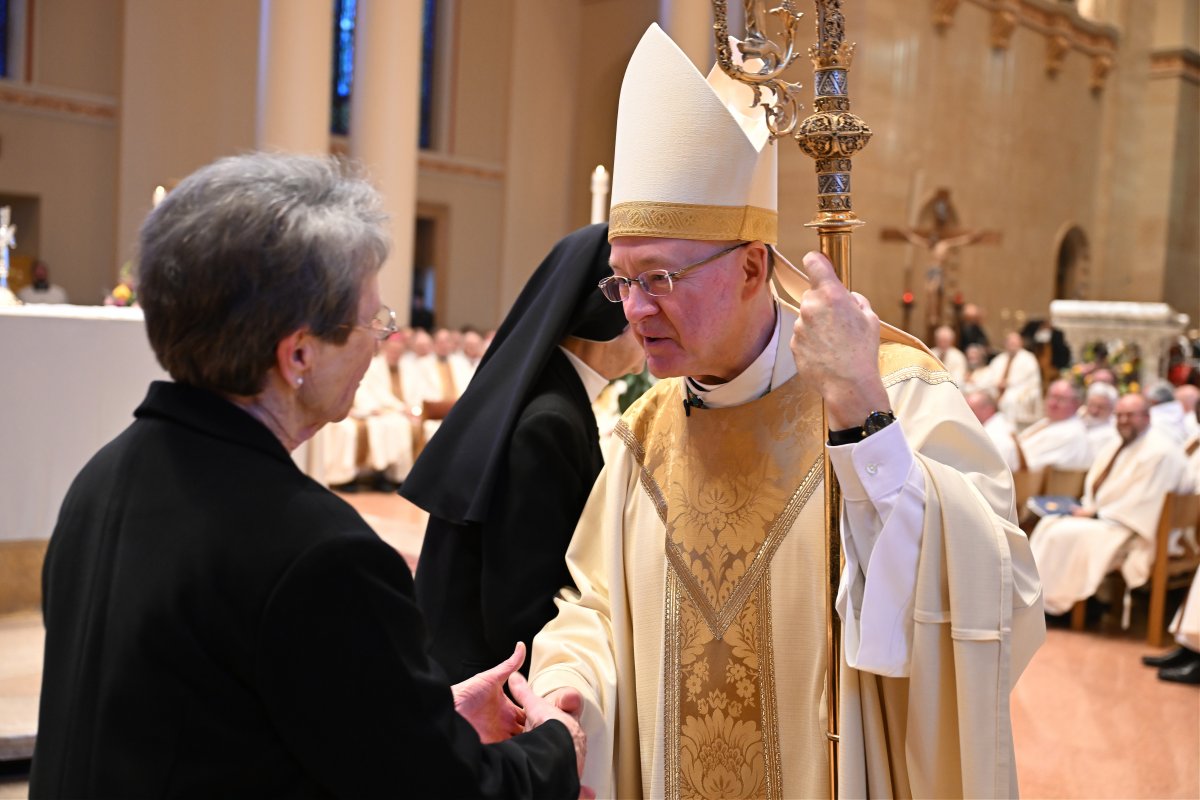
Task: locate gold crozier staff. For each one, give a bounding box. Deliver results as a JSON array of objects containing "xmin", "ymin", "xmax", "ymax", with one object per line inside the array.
[{"xmin": 711, "ymin": 2, "xmax": 873, "ymax": 795}]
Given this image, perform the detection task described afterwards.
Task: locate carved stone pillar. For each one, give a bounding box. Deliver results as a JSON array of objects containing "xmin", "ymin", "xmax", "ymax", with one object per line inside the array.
[
  {"xmin": 350, "ymin": 0, "xmax": 422, "ymax": 322},
  {"xmin": 256, "ymin": 0, "xmax": 335, "ymax": 154},
  {"xmin": 658, "ymin": 0, "xmax": 714, "ymax": 70}
]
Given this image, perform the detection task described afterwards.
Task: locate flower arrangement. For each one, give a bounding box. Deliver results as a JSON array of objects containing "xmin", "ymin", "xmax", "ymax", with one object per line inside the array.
[
  {"xmin": 1069, "ymin": 340, "xmax": 1141, "ymax": 394},
  {"xmin": 104, "ymin": 262, "xmax": 138, "ymax": 307}
]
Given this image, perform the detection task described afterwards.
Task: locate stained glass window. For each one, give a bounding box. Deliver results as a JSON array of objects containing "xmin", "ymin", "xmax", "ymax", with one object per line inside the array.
[
  {"xmin": 330, "ymin": 0, "xmax": 356, "ymax": 136},
  {"xmin": 418, "ymin": 0, "xmax": 437, "ymax": 150},
  {"xmin": 331, "ymin": 0, "xmax": 438, "ymax": 148},
  {"xmin": 0, "ymin": 0, "xmax": 10, "ymax": 79}
]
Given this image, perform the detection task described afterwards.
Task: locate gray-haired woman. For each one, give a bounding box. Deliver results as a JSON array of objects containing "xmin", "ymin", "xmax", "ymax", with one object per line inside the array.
[{"xmin": 30, "ymin": 154, "xmax": 584, "ymax": 799}]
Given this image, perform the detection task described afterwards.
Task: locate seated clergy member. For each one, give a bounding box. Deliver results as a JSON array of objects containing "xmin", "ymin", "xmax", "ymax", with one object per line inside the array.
[
  {"xmin": 1147, "ymin": 380, "xmax": 1190, "ymax": 443},
  {"xmin": 988, "ymin": 331, "xmax": 1043, "ymax": 430},
  {"xmin": 316, "ymin": 328, "xmax": 418, "ymax": 492},
  {"xmin": 30, "ymin": 154, "xmax": 584, "ymax": 798},
  {"xmin": 1142, "ymin": 414, "xmax": 1200, "ymax": 684},
  {"xmin": 967, "ymin": 389, "xmax": 1020, "ymax": 473},
  {"xmin": 527, "ymin": 24, "xmax": 1043, "ymax": 799},
  {"xmin": 1016, "ymin": 379, "xmax": 1092, "ymax": 472},
  {"xmin": 1081, "ymin": 381, "xmax": 1119, "ymax": 456},
  {"xmin": 1031, "ymin": 393, "xmax": 1188, "ymax": 615},
  {"xmin": 403, "ymin": 223, "xmax": 644, "ymax": 685},
  {"xmin": 931, "ymin": 324, "xmax": 968, "ymax": 386}
]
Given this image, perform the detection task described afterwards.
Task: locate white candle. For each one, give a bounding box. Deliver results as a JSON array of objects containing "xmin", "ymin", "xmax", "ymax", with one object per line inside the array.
[
  {"xmin": 152, "ymin": 185, "xmax": 166, "ymax": 208},
  {"xmin": 590, "ymin": 165, "xmax": 610, "ymax": 225}
]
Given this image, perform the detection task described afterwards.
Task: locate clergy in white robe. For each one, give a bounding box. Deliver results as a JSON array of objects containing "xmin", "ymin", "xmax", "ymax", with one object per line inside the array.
[
  {"xmin": 1031, "ymin": 393, "xmax": 1189, "ymax": 614},
  {"xmin": 988, "ymin": 333, "xmax": 1043, "ymax": 429},
  {"xmin": 316, "ymin": 354, "xmax": 416, "ymax": 486},
  {"xmin": 1017, "ymin": 380, "xmax": 1093, "ymax": 472},
  {"xmin": 967, "ymin": 389, "xmax": 1020, "ymax": 473},
  {"xmin": 528, "ymin": 24, "xmax": 1044, "ymax": 799},
  {"xmin": 932, "ymin": 325, "xmax": 968, "ymax": 386},
  {"xmin": 1081, "ymin": 382, "xmax": 1119, "ymax": 459}
]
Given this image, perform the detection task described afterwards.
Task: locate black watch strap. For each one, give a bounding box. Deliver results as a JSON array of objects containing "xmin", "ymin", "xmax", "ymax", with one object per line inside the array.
[
  {"xmin": 827, "ymin": 410, "xmax": 895, "ymax": 446},
  {"xmin": 827, "ymin": 426, "xmax": 864, "ymax": 446}
]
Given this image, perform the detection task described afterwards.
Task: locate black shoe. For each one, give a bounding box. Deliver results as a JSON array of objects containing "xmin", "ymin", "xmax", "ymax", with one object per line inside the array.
[
  {"xmin": 372, "ymin": 474, "xmax": 401, "ymax": 493},
  {"xmin": 1159, "ymin": 657, "xmax": 1200, "ymax": 685},
  {"xmin": 1142, "ymin": 646, "xmax": 1196, "ymax": 668}
]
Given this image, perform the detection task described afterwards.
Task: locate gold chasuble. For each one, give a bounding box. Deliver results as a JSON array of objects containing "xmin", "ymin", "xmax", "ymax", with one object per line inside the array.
[
  {"xmin": 530, "ymin": 308, "xmax": 1044, "ymax": 799},
  {"xmin": 619, "ymin": 375, "xmax": 826, "ymax": 799}
]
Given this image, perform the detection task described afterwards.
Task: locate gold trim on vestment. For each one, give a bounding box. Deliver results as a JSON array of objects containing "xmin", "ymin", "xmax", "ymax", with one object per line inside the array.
[
  {"xmin": 883, "ymin": 364, "xmax": 955, "ymax": 389},
  {"xmin": 609, "ymin": 201, "xmax": 778, "ymax": 244},
  {"xmin": 621, "ymin": 375, "xmax": 824, "ymax": 799}
]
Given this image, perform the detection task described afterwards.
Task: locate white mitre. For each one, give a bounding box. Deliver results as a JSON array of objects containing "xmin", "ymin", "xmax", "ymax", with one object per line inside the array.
[{"xmin": 608, "ymin": 23, "xmax": 778, "ymax": 245}]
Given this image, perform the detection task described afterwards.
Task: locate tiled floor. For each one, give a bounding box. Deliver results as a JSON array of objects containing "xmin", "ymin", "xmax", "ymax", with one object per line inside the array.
[{"xmin": 2, "ymin": 491, "xmax": 1196, "ymax": 798}]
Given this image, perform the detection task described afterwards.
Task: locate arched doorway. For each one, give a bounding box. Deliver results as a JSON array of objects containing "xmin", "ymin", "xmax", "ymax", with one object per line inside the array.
[{"xmin": 1055, "ymin": 226, "xmax": 1089, "ymax": 300}]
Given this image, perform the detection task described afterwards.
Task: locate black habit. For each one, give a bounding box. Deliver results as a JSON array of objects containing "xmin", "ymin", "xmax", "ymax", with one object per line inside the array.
[
  {"xmin": 31, "ymin": 381, "xmax": 577, "ymax": 799},
  {"xmin": 403, "ymin": 223, "xmax": 627, "ymax": 684}
]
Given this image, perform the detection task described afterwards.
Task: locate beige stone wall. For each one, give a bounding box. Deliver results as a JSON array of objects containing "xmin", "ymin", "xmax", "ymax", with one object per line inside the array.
[
  {"xmin": 773, "ymin": 0, "xmax": 1117, "ymax": 341},
  {"xmin": 0, "ymin": 0, "xmax": 121, "ymax": 303},
  {"xmin": 114, "ymin": 0, "xmax": 260, "ymax": 277},
  {"xmin": 1, "ymin": 0, "xmax": 1194, "ymax": 339}
]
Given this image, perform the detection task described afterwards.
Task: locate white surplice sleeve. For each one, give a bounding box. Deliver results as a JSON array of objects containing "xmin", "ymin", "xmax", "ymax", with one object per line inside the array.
[{"xmin": 828, "ymin": 421, "xmax": 925, "ymax": 677}]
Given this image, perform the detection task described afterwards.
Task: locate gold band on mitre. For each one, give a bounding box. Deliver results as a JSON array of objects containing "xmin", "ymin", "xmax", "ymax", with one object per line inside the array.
[{"xmin": 608, "ymin": 201, "xmax": 778, "ymax": 244}]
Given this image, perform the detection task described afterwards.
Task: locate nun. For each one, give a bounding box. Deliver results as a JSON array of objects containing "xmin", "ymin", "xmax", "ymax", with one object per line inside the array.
[{"xmin": 403, "ymin": 223, "xmax": 644, "ymax": 684}]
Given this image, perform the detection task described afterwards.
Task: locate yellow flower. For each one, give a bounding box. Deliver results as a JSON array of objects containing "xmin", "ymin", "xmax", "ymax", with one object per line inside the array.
[{"xmin": 112, "ymin": 284, "xmax": 132, "ymax": 303}]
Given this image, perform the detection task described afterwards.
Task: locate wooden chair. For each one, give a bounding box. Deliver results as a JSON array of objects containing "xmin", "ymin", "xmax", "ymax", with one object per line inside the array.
[
  {"xmin": 1145, "ymin": 491, "xmax": 1200, "ymax": 647},
  {"xmin": 1012, "ymin": 468, "xmax": 1045, "ymax": 527},
  {"xmin": 1042, "ymin": 466, "xmax": 1088, "ymax": 500},
  {"xmin": 1069, "ymin": 491, "xmax": 1200, "ymax": 642}
]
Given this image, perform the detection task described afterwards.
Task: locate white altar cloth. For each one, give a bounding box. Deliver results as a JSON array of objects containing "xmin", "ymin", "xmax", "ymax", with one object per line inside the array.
[{"xmin": 0, "ymin": 304, "xmax": 168, "ymax": 541}]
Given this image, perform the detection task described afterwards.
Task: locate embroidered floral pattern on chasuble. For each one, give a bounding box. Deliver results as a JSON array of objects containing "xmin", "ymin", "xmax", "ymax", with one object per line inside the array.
[{"xmin": 616, "ymin": 376, "xmax": 824, "ymax": 800}]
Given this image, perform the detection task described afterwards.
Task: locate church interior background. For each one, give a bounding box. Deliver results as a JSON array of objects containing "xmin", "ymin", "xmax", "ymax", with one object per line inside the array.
[{"xmin": 1, "ymin": 0, "xmax": 1197, "ymax": 796}]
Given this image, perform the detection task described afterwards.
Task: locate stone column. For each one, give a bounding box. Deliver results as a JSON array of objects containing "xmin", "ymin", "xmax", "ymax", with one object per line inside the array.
[
  {"xmin": 256, "ymin": 0, "xmax": 335, "ymax": 154},
  {"xmin": 658, "ymin": 0, "xmax": 714, "ymax": 71},
  {"xmin": 350, "ymin": 0, "xmax": 422, "ymax": 323}
]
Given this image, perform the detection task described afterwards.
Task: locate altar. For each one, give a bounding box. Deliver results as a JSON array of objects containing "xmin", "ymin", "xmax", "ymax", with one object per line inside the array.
[{"xmin": 0, "ymin": 304, "xmax": 168, "ymax": 542}]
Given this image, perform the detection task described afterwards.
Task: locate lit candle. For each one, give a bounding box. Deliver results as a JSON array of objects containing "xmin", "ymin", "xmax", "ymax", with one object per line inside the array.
[
  {"xmin": 152, "ymin": 185, "xmax": 166, "ymax": 208},
  {"xmin": 590, "ymin": 165, "xmax": 610, "ymax": 225}
]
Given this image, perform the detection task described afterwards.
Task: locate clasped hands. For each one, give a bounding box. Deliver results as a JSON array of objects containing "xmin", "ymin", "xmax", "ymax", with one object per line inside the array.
[
  {"xmin": 452, "ymin": 642, "xmax": 592, "ymax": 798},
  {"xmin": 789, "ymin": 251, "xmax": 891, "ymax": 429}
]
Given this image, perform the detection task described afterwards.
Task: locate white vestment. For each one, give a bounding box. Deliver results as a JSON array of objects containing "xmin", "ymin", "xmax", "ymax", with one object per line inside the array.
[
  {"xmin": 934, "ymin": 345, "xmax": 968, "ymax": 387},
  {"xmin": 984, "ymin": 412, "xmax": 1021, "ymax": 474},
  {"xmin": 1150, "ymin": 400, "xmax": 1190, "ymax": 443},
  {"xmin": 316, "ymin": 356, "xmax": 415, "ymax": 484},
  {"xmin": 530, "ymin": 306, "xmax": 1043, "ymax": 799},
  {"xmin": 989, "ymin": 349, "xmax": 1043, "ymax": 428},
  {"xmin": 17, "ymin": 284, "xmax": 69, "ymax": 304},
  {"xmin": 1169, "ymin": 437, "xmax": 1200, "ymax": 649},
  {"xmin": 1018, "ymin": 416, "xmax": 1093, "ymax": 472},
  {"xmin": 1030, "ymin": 429, "xmax": 1189, "ymax": 614},
  {"xmin": 1082, "ymin": 414, "xmax": 1119, "ymax": 461}
]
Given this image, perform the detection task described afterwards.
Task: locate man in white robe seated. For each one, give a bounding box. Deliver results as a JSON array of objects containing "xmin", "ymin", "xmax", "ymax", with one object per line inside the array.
[
  {"xmin": 1147, "ymin": 380, "xmax": 1189, "ymax": 443},
  {"xmin": 967, "ymin": 389, "xmax": 1020, "ymax": 473},
  {"xmin": 527, "ymin": 24, "xmax": 1043, "ymax": 799},
  {"xmin": 1142, "ymin": 418, "xmax": 1200, "ymax": 684},
  {"xmin": 932, "ymin": 324, "xmax": 968, "ymax": 386},
  {"xmin": 988, "ymin": 331, "xmax": 1043, "ymax": 430},
  {"xmin": 1017, "ymin": 379, "xmax": 1092, "ymax": 472},
  {"xmin": 1080, "ymin": 381, "xmax": 1119, "ymax": 457},
  {"xmin": 1031, "ymin": 393, "xmax": 1189, "ymax": 616},
  {"xmin": 320, "ymin": 333, "xmax": 418, "ymax": 491},
  {"xmin": 1175, "ymin": 384, "xmax": 1199, "ymax": 440}
]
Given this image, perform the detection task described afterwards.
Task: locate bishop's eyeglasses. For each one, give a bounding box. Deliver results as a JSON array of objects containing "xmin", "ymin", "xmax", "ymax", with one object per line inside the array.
[{"xmin": 597, "ymin": 242, "xmax": 750, "ymax": 303}]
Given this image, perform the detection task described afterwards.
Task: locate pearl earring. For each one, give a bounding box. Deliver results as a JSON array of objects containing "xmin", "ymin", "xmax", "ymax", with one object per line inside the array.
[{"xmin": 296, "ymin": 377, "xmax": 304, "ymax": 387}]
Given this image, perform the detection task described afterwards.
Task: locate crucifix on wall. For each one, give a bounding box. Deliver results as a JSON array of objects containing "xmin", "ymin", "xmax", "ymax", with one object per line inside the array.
[{"xmin": 881, "ymin": 188, "xmax": 1001, "ymax": 342}]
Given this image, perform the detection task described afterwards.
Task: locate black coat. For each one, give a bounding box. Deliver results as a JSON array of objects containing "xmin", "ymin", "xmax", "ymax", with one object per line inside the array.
[
  {"xmin": 415, "ymin": 351, "xmax": 603, "ymax": 685},
  {"xmin": 30, "ymin": 381, "xmax": 577, "ymax": 799}
]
